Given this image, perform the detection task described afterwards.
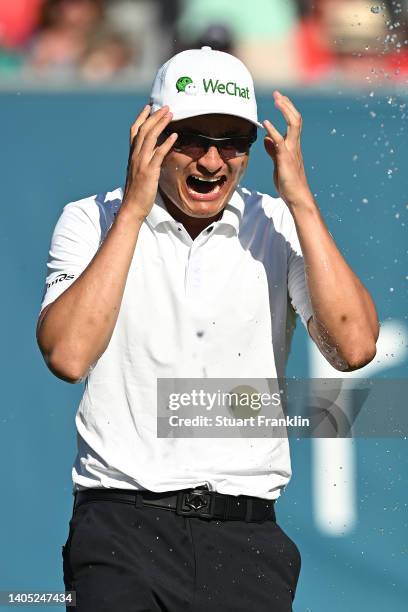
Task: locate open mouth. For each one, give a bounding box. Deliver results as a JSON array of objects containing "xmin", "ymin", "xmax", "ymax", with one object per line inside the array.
[{"xmin": 186, "ymin": 175, "xmax": 227, "ymax": 200}]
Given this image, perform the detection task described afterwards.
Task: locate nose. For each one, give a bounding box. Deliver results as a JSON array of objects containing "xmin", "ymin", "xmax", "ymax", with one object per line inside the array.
[{"xmin": 196, "ymin": 145, "xmax": 224, "ymax": 173}]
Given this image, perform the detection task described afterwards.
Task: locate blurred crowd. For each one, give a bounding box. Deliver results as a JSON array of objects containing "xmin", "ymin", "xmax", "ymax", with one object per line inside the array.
[{"xmin": 0, "ymin": 0, "xmax": 407, "ymax": 86}]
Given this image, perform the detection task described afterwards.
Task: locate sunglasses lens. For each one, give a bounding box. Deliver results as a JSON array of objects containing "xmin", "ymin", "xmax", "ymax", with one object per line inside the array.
[
  {"xmin": 175, "ymin": 134, "xmax": 207, "ymax": 158},
  {"xmin": 165, "ymin": 131, "xmax": 254, "ymax": 159},
  {"xmin": 222, "ymin": 139, "xmax": 249, "ymax": 157}
]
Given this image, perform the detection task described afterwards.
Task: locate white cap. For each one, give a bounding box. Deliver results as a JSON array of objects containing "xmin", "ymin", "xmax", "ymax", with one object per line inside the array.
[{"xmin": 149, "ymin": 46, "xmax": 263, "ymax": 129}]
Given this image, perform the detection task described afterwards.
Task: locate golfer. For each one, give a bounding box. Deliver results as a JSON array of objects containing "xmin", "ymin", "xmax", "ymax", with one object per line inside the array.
[{"xmin": 37, "ymin": 47, "xmax": 378, "ymax": 611}]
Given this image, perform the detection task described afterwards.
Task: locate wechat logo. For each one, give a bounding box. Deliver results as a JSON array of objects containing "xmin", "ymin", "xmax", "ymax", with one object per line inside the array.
[
  {"xmin": 176, "ymin": 76, "xmax": 192, "ymax": 92},
  {"xmin": 176, "ymin": 76, "xmax": 198, "ymax": 95}
]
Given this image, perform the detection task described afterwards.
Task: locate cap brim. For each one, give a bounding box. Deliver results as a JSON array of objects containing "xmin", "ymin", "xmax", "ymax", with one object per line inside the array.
[{"xmin": 154, "ymin": 106, "xmax": 264, "ymax": 129}]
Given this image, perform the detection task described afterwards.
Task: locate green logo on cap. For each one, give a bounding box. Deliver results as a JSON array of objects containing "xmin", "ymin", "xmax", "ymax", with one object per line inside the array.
[
  {"xmin": 175, "ymin": 75, "xmax": 250, "ymax": 99},
  {"xmin": 176, "ymin": 76, "xmax": 193, "ymax": 92},
  {"xmin": 203, "ymin": 78, "xmax": 250, "ymax": 99}
]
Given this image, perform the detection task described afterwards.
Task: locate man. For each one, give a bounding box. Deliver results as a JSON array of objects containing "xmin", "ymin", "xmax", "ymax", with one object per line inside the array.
[{"xmin": 37, "ymin": 47, "xmax": 378, "ymax": 611}]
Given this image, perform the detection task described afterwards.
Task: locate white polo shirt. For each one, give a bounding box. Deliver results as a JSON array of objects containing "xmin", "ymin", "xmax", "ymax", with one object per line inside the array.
[{"xmin": 40, "ymin": 185, "xmax": 313, "ymax": 500}]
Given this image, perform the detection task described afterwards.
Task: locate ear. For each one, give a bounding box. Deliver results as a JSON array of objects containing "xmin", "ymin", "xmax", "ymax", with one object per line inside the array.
[{"xmin": 236, "ymin": 154, "xmax": 249, "ymax": 180}]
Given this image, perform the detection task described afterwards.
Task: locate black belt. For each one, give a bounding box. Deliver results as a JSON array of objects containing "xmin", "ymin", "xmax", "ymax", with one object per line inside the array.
[{"xmin": 74, "ymin": 487, "xmax": 276, "ymax": 522}]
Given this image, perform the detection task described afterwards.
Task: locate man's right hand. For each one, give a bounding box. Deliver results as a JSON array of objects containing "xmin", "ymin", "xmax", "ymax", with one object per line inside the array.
[
  {"xmin": 37, "ymin": 107, "xmax": 178, "ymax": 383},
  {"xmin": 122, "ymin": 105, "xmax": 178, "ymax": 221}
]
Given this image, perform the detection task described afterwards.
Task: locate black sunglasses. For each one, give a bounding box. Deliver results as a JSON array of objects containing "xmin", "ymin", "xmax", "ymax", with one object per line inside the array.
[{"xmin": 161, "ymin": 128, "xmax": 257, "ymax": 160}]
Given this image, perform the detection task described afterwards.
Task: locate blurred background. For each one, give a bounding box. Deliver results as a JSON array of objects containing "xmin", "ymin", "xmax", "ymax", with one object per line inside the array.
[
  {"xmin": 1, "ymin": 1, "xmax": 407, "ymax": 611},
  {"xmin": 0, "ymin": 0, "xmax": 408, "ymax": 87}
]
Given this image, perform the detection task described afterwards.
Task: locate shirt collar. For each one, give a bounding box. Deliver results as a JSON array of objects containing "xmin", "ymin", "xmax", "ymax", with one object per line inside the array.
[
  {"xmin": 216, "ymin": 188, "xmax": 245, "ymax": 234},
  {"xmin": 143, "ymin": 187, "xmax": 246, "ymax": 234},
  {"xmin": 145, "ymin": 190, "xmax": 176, "ymax": 229}
]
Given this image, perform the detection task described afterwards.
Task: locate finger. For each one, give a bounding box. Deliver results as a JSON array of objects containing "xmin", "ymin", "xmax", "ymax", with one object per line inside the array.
[
  {"xmin": 280, "ymin": 94, "xmax": 302, "ymax": 121},
  {"xmin": 139, "ymin": 111, "xmax": 174, "ymax": 159},
  {"xmin": 130, "ymin": 105, "xmax": 151, "ymax": 144},
  {"xmin": 273, "ymin": 92, "xmax": 302, "ymax": 146},
  {"xmin": 132, "ymin": 105, "xmax": 170, "ymax": 154},
  {"xmin": 264, "ymin": 136, "xmax": 277, "ymax": 162},
  {"xmin": 263, "ymin": 120, "xmax": 285, "ymax": 149},
  {"xmin": 274, "ymin": 91, "xmax": 301, "ymax": 119},
  {"xmin": 274, "ymin": 95, "xmax": 300, "ymax": 134},
  {"xmin": 277, "ymin": 97, "xmax": 302, "ymax": 132},
  {"xmin": 142, "ymin": 110, "xmax": 173, "ymax": 148},
  {"xmin": 151, "ymin": 132, "xmax": 179, "ymax": 167}
]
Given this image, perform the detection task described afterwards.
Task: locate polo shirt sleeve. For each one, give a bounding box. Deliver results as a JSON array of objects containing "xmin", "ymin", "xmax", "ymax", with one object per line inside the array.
[
  {"xmin": 284, "ymin": 208, "xmax": 313, "ymax": 329},
  {"xmin": 39, "ymin": 199, "xmax": 102, "ymax": 314}
]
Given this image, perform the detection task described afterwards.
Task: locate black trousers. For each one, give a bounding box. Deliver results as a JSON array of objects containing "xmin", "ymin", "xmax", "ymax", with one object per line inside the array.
[{"xmin": 62, "ymin": 494, "xmax": 301, "ymax": 611}]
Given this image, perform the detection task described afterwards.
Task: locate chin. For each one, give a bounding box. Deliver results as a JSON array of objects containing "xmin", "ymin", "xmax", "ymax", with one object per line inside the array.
[{"xmin": 180, "ymin": 197, "xmax": 225, "ymax": 218}]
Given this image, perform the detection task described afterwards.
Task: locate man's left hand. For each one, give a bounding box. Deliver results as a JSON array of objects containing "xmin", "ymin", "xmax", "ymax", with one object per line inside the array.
[{"xmin": 263, "ymin": 91, "xmax": 313, "ymax": 208}]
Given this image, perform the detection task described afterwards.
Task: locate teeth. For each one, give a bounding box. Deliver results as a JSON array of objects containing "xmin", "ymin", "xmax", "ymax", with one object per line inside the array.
[{"xmin": 192, "ymin": 176, "xmax": 222, "ymax": 182}]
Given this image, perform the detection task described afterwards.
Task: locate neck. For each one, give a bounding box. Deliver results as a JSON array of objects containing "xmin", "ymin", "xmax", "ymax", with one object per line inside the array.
[{"xmin": 158, "ymin": 188, "xmax": 224, "ymax": 240}]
